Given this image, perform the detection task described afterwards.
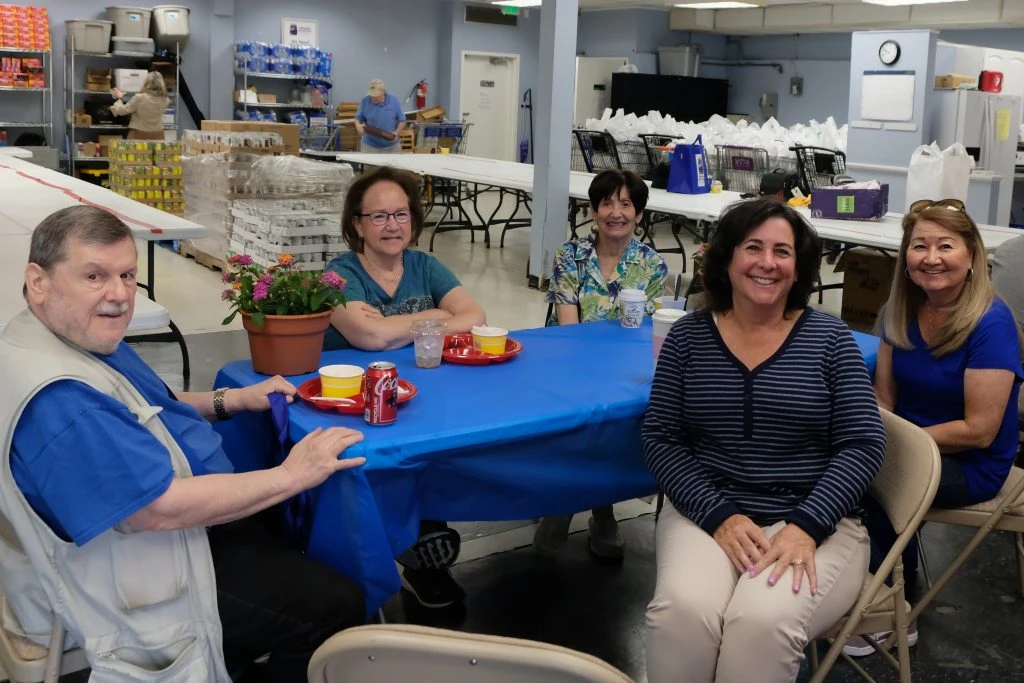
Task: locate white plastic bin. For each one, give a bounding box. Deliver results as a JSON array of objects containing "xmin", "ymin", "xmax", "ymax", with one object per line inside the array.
[
  {"xmin": 66, "ymin": 20, "xmax": 113, "ymax": 54},
  {"xmin": 152, "ymin": 5, "xmax": 189, "ymax": 51},
  {"xmin": 114, "ymin": 68, "xmax": 148, "ymax": 93},
  {"xmin": 105, "ymin": 6, "xmax": 151, "ymax": 38},
  {"xmin": 112, "ymin": 36, "xmax": 154, "ymax": 56}
]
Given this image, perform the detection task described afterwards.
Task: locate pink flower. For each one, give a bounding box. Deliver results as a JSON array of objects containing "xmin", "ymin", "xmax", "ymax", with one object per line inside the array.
[
  {"xmin": 237, "ymin": 254, "xmax": 254, "ymax": 266},
  {"xmin": 228, "ymin": 254, "xmax": 241, "ymax": 265},
  {"xmin": 220, "ymin": 289, "xmax": 234, "ymax": 301},
  {"xmin": 319, "ymin": 271, "xmax": 345, "ymax": 290},
  {"xmin": 221, "ymin": 271, "xmax": 232, "ymax": 283},
  {"xmin": 252, "ymin": 281, "xmax": 269, "ymax": 302},
  {"xmin": 258, "ymin": 273, "xmax": 272, "ymax": 287}
]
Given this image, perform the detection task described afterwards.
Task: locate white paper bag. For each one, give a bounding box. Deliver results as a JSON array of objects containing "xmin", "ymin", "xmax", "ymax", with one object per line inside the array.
[{"xmin": 905, "ymin": 142, "xmax": 974, "ymax": 211}]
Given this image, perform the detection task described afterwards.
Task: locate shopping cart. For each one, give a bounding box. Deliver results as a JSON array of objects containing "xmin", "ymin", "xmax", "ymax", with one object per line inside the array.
[
  {"xmin": 790, "ymin": 145, "xmax": 848, "ymax": 193},
  {"xmin": 419, "ymin": 121, "xmax": 471, "ymax": 154},
  {"xmin": 638, "ymin": 134, "xmax": 677, "ymax": 175},
  {"xmin": 300, "ymin": 122, "xmax": 337, "ymax": 152},
  {"xmin": 714, "ymin": 145, "xmax": 770, "ymax": 194},
  {"xmin": 570, "ymin": 129, "xmax": 651, "ymax": 178}
]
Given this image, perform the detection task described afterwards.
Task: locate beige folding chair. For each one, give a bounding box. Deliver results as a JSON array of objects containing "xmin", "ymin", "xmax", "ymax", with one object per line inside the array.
[
  {"xmin": 912, "ymin": 465, "xmax": 1024, "ymax": 622},
  {"xmin": 307, "ymin": 624, "xmax": 633, "ymax": 683},
  {"xmin": 808, "ymin": 409, "xmax": 941, "ymax": 683},
  {"xmin": 0, "ymin": 517, "xmax": 87, "ymax": 683}
]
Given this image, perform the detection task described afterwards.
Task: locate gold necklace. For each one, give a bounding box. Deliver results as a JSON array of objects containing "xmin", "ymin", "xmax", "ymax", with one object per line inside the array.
[{"xmin": 363, "ymin": 256, "xmax": 402, "ymax": 283}]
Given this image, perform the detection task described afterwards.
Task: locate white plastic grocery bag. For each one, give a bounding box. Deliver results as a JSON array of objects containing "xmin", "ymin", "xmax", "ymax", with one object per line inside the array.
[{"xmin": 905, "ymin": 142, "xmax": 974, "ymax": 211}]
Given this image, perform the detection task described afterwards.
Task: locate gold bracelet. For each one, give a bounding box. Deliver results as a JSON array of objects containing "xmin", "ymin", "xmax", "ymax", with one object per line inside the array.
[{"xmin": 213, "ymin": 387, "xmax": 231, "ymax": 420}]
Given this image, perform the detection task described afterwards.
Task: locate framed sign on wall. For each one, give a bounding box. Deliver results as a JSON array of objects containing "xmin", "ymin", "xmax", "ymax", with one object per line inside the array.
[{"xmin": 281, "ymin": 18, "xmax": 317, "ymax": 47}]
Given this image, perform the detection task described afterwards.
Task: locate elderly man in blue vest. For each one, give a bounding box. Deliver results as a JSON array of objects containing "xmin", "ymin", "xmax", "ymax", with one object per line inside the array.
[
  {"xmin": 355, "ymin": 78, "xmax": 406, "ymax": 153},
  {"xmin": 0, "ymin": 205, "xmax": 367, "ymax": 681}
]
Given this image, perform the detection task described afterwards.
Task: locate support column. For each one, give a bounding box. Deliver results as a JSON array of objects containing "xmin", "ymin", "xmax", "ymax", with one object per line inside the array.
[
  {"xmin": 528, "ymin": 0, "xmax": 578, "ymax": 289},
  {"xmin": 210, "ymin": 0, "xmax": 235, "ymax": 122}
]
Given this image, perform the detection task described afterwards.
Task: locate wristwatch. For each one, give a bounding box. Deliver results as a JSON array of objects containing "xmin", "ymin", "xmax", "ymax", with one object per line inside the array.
[{"xmin": 213, "ymin": 387, "xmax": 231, "ymax": 420}]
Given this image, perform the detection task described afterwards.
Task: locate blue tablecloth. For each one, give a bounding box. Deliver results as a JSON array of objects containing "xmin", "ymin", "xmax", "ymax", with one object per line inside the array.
[{"xmin": 214, "ymin": 319, "xmax": 879, "ymax": 615}]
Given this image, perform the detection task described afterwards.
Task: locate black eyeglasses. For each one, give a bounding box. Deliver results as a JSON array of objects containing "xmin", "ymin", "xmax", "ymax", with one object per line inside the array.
[
  {"xmin": 358, "ymin": 209, "xmax": 412, "ymax": 227},
  {"xmin": 908, "ymin": 198, "xmax": 966, "ymax": 214}
]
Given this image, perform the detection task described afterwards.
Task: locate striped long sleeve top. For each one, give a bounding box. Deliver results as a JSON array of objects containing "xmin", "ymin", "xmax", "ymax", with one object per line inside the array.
[{"xmin": 641, "ymin": 308, "xmax": 885, "ymax": 545}]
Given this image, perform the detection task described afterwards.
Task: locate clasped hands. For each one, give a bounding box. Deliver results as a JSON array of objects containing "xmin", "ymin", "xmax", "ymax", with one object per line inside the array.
[{"xmin": 713, "ymin": 514, "xmax": 818, "ymax": 595}]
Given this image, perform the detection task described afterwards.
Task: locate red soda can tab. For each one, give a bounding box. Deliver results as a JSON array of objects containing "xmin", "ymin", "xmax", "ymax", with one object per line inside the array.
[{"xmin": 363, "ymin": 361, "xmax": 398, "ymax": 425}]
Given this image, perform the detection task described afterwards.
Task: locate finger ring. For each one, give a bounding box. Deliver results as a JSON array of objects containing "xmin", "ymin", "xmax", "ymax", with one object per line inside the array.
[{"xmin": 791, "ymin": 560, "xmax": 806, "ymax": 566}]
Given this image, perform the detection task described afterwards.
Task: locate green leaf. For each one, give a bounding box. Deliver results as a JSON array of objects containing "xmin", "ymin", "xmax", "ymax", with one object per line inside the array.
[
  {"xmin": 222, "ymin": 310, "xmax": 237, "ymax": 325},
  {"xmin": 252, "ymin": 311, "xmax": 265, "ymax": 326},
  {"xmin": 310, "ymin": 292, "xmax": 325, "ymax": 313}
]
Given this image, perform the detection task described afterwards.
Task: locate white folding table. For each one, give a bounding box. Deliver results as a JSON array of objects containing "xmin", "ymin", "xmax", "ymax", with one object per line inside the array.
[
  {"xmin": 313, "ymin": 151, "xmax": 1022, "ymax": 254},
  {"xmin": 0, "ymin": 157, "xmax": 208, "ymax": 387}
]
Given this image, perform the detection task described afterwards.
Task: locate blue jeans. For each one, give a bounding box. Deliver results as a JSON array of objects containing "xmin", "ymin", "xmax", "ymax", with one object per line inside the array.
[{"xmin": 862, "ymin": 455, "xmax": 977, "ymax": 603}]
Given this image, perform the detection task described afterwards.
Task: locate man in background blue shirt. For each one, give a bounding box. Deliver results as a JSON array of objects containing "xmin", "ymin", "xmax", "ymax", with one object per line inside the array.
[{"xmin": 355, "ymin": 78, "xmax": 406, "ymax": 153}]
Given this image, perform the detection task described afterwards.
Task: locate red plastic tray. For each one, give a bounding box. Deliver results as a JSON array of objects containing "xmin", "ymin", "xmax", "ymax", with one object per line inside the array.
[
  {"xmin": 297, "ymin": 377, "xmax": 417, "ymax": 415},
  {"xmin": 442, "ymin": 333, "xmax": 523, "ymax": 365}
]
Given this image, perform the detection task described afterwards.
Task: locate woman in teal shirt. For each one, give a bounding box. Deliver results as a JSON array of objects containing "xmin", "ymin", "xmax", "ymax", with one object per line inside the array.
[{"xmin": 536, "ymin": 169, "xmax": 668, "ymax": 561}]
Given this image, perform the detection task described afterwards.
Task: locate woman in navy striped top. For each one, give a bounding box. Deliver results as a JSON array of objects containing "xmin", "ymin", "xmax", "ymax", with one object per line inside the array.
[{"xmin": 642, "ymin": 199, "xmax": 885, "ymax": 683}]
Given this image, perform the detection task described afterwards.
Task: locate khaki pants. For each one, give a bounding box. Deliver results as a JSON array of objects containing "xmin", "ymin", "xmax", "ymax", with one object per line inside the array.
[
  {"xmin": 645, "ymin": 505, "xmax": 868, "ymax": 683},
  {"xmin": 360, "ymin": 139, "xmax": 400, "ymax": 154}
]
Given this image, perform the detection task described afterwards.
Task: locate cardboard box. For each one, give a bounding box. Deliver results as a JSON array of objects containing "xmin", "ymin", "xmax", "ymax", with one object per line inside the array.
[
  {"xmin": 97, "ymin": 134, "xmax": 124, "ymax": 155},
  {"xmin": 934, "ymin": 73, "xmax": 977, "ymax": 89},
  {"xmin": 74, "ymin": 112, "xmax": 92, "ymax": 126},
  {"xmin": 85, "ymin": 67, "xmax": 111, "ymax": 92},
  {"xmin": 836, "ymin": 248, "xmax": 896, "ymax": 334},
  {"xmin": 416, "ymin": 105, "xmax": 445, "ymax": 121},
  {"xmin": 256, "ymin": 93, "xmax": 277, "ymax": 104},
  {"xmin": 810, "ymin": 183, "xmax": 889, "ymax": 221},
  {"xmin": 200, "ymin": 120, "xmax": 300, "ymax": 155}
]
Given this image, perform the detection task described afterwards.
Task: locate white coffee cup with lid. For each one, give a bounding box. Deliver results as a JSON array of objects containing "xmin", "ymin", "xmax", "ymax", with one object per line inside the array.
[
  {"xmin": 617, "ymin": 288, "xmax": 647, "ymax": 328},
  {"xmin": 652, "ymin": 309, "xmax": 686, "ymax": 362}
]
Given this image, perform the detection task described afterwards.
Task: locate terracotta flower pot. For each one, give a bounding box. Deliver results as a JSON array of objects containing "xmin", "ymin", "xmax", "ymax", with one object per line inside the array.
[{"xmin": 242, "ymin": 310, "xmax": 333, "ymax": 376}]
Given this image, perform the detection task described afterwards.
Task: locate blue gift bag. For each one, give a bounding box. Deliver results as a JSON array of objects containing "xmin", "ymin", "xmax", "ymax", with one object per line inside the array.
[{"xmin": 667, "ymin": 135, "xmax": 711, "ymax": 195}]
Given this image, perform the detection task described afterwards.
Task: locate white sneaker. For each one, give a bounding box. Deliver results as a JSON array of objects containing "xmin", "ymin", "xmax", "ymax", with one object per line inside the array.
[{"xmin": 842, "ymin": 623, "xmax": 919, "ymax": 658}]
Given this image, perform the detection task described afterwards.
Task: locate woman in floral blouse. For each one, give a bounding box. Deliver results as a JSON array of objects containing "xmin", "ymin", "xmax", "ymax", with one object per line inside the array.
[{"xmin": 535, "ymin": 168, "xmax": 668, "ymax": 561}]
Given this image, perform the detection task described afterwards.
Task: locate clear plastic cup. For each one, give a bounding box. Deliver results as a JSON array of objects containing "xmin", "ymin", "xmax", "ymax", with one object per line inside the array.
[{"xmin": 411, "ymin": 320, "xmax": 448, "ymax": 368}]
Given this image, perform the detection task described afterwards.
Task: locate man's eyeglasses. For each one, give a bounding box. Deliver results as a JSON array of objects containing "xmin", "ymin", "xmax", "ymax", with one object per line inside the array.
[
  {"xmin": 358, "ymin": 209, "xmax": 412, "ymax": 227},
  {"xmin": 908, "ymin": 198, "xmax": 966, "ymax": 214}
]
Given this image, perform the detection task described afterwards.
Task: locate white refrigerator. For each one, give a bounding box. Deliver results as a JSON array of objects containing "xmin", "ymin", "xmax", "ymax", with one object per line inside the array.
[{"xmin": 930, "ymin": 89, "xmax": 1022, "ymax": 225}]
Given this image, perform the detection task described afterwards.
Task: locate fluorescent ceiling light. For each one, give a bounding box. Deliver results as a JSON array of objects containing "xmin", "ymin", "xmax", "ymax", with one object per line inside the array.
[
  {"xmin": 674, "ymin": 1, "xmax": 763, "ymax": 8},
  {"xmin": 491, "ymin": 0, "xmax": 542, "ymax": 7},
  {"xmin": 861, "ymin": 0, "xmax": 967, "ymax": 6}
]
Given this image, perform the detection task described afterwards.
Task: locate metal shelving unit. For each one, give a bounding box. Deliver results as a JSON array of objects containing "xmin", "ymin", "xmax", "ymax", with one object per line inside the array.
[
  {"xmin": 65, "ymin": 39, "xmax": 180, "ymax": 177},
  {"xmin": 0, "ymin": 47, "xmax": 54, "ymax": 148},
  {"xmin": 232, "ymin": 69, "xmax": 331, "ymax": 118}
]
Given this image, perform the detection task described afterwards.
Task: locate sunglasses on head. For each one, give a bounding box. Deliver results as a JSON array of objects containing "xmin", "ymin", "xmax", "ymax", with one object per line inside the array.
[{"xmin": 908, "ymin": 198, "xmax": 966, "ymax": 214}]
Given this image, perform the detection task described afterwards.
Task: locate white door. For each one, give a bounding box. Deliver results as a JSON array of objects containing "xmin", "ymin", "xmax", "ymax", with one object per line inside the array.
[
  {"xmin": 459, "ymin": 52, "xmax": 519, "ymax": 161},
  {"xmin": 984, "ymin": 48, "xmax": 1024, "ymax": 125}
]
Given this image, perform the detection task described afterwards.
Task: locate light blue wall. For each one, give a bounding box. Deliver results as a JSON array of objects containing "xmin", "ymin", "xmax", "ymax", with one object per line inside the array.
[
  {"xmin": 441, "ymin": 1, "xmax": 540, "ymax": 128},
  {"xmin": 233, "ymin": 0, "xmax": 442, "ymax": 114}
]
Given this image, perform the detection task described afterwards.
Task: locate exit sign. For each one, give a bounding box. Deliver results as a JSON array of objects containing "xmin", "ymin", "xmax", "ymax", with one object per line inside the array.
[{"xmin": 501, "ymin": 6, "xmax": 520, "ymax": 15}]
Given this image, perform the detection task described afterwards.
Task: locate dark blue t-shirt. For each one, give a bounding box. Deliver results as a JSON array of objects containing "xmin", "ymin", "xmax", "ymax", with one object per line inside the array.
[
  {"xmin": 10, "ymin": 342, "xmax": 234, "ymax": 545},
  {"xmin": 323, "ymin": 250, "xmax": 461, "ymax": 350},
  {"xmin": 891, "ymin": 298, "xmax": 1023, "ymax": 501}
]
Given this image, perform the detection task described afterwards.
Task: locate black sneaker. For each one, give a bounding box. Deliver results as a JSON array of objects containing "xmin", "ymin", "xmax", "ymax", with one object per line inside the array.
[
  {"xmin": 398, "ymin": 528, "xmax": 461, "ymax": 570},
  {"xmin": 400, "ymin": 566, "xmax": 466, "ymax": 608}
]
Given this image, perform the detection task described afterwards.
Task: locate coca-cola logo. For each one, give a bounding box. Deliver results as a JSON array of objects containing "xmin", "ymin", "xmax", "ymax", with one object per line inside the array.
[{"xmin": 371, "ymin": 375, "xmax": 398, "ymax": 398}]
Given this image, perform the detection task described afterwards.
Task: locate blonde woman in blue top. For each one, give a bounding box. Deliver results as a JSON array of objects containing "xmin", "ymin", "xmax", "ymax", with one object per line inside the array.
[
  {"xmin": 535, "ymin": 169, "xmax": 668, "ymax": 562},
  {"xmin": 849, "ymin": 199, "xmax": 1024, "ymax": 656}
]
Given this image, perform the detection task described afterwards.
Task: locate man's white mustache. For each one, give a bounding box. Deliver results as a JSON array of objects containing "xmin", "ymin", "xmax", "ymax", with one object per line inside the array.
[{"xmin": 96, "ymin": 302, "xmax": 130, "ymax": 315}]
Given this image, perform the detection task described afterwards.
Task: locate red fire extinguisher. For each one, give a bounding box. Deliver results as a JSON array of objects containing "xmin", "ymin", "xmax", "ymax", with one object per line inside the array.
[{"xmin": 416, "ymin": 80, "xmax": 427, "ymax": 109}]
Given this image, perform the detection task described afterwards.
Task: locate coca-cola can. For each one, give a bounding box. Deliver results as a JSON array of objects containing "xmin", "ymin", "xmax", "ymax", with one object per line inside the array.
[{"xmin": 363, "ymin": 361, "xmax": 399, "ymax": 426}]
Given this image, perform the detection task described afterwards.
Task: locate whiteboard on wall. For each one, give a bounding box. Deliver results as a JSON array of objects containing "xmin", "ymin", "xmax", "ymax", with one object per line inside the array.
[{"xmin": 860, "ymin": 71, "xmax": 916, "ymax": 122}]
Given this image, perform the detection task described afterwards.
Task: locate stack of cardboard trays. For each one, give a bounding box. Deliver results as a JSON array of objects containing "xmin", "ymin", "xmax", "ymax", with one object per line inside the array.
[
  {"xmin": 835, "ymin": 248, "xmax": 896, "ymax": 334},
  {"xmin": 335, "ymin": 102, "xmax": 359, "ymax": 151},
  {"xmin": 182, "ymin": 129, "xmax": 353, "ymax": 265}
]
